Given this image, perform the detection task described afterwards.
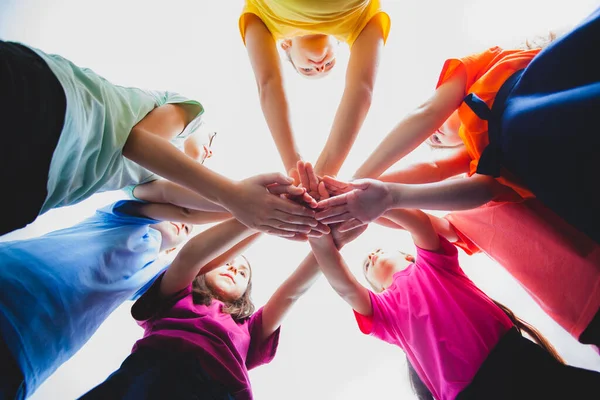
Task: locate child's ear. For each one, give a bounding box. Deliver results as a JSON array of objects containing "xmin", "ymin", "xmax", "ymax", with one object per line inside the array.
[{"xmin": 280, "ymin": 39, "xmax": 292, "ymax": 51}]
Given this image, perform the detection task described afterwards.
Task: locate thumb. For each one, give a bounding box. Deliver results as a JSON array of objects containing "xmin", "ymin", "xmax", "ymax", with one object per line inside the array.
[
  {"xmin": 349, "ymin": 179, "xmax": 370, "ymax": 190},
  {"xmin": 254, "ymin": 172, "xmax": 294, "ymax": 186}
]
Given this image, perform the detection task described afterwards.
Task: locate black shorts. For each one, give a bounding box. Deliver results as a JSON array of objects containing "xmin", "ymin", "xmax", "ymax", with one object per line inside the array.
[
  {"xmin": 0, "ymin": 333, "xmax": 25, "ymax": 400},
  {"xmin": 457, "ymin": 327, "xmax": 600, "ymax": 400},
  {"xmin": 0, "ymin": 41, "xmax": 66, "ymax": 237},
  {"xmin": 79, "ymin": 348, "xmax": 234, "ymax": 400}
]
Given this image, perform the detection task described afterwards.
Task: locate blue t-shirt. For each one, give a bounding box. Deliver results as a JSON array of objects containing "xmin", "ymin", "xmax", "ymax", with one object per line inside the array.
[{"xmin": 0, "ymin": 201, "xmax": 169, "ymax": 396}]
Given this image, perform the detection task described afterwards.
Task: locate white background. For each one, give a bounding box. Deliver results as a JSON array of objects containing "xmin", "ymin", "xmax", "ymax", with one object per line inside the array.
[{"xmin": 1, "ymin": 0, "xmax": 599, "ymax": 398}]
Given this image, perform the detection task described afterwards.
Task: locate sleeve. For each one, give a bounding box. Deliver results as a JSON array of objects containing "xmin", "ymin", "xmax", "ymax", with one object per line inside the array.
[
  {"xmin": 245, "ymin": 307, "xmax": 281, "ymax": 370},
  {"xmin": 96, "ymin": 200, "xmax": 159, "ymax": 226},
  {"xmin": 131, "ymin": 272, "xmax": 191, "ymax": 323},
  {"xmin": 436, "ymin": 47, "xmax": 500, "ymax": 92},
  {"xmin": 415, "ymin": 235, "xmax": 461, "ymax": 272},
  {"xmin": 238, "ymin": 0, "xmax": 263, "ymax": 45},
  {"xmin": 348, "ymin": 3, "xmax": 391, "ymax": 47},
  {"xmin": 353, "ymin": 290, "xmax": 399, "ymax": 346},
  {"xmin": 162, "ymin": 92, "xmax": 205, "ymax": 140}
]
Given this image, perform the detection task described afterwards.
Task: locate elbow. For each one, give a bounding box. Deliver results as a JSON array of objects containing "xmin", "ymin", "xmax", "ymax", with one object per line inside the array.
[
  {"xmin": 348, "ymin": 81, "xmax": 374, "ymax": 109},
  {"xmin": 256, "ymin": 74, "xmax": 283, "ymax": 101}
]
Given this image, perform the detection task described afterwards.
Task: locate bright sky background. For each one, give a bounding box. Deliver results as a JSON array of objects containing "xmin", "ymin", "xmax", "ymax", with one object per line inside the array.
[{"xmin": 1, "ymin": 0, "xmax": 600, "ymax": 399}]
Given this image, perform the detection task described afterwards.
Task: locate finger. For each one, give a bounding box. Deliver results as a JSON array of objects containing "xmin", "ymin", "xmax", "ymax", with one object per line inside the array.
[
  {"xmin": 315, "ymin": 205, "xmax": 348, "ymax": 220},
  {"xmin": 316, "ymin": 194, "xmax": 349, "ymax": 210},
  {"xmin": 288, "ymin": 233, "xmax": 309, "ymax": 242},
  {"xmin": 318, "ymin": 213, "xmax": 353, "ymax": 225},
  {"xmin": 297, "ymin": 161, "xmax": 310, "ymax": 190},
  {"xmin": 313, "ymin": 222, "xmax": 331, "ymax": 234},
  {"xmin": 306, "ymin": 229, "xmax": 323, "ymax": 238},
  {"xmin": 271, "ymin": 210, "xmax": 318, "ymax": 227},
  {"xmin": 322, "ymin": 176, "xmax": 350, "ymax": 189},
  {"xmin": 265, "ymin": 220, "xmax": 313, "ymax": 234},
  {"xmin": 305, "ymin": 163, "xmax": 319, "ymax": 192},
  {"xmin": 257, "ymin": 225, "xmax": 297, "ymax": 237},
  {"xmin": 268, "ymin": 183, "xmax": 305, "ymax": 196},
  {"xmin": 348, "ymin": 179, "xmax": 370, "ymax": 190},
  {"xmin": 274, "ymin": 197, "xmax": 317, "ymax": 217},
  {"xmin": 318, "ymin": 181, "xmax": 330, "ymax": 199},
  {"xmin": 339, "ymin": 219, "xmax": 365, "ymax": 232},
  {"xmin": 256, "ymin": 172, "xmax": 294, "ymax": 186},
  {"xmin": 302, "ymin": 192, "xmax": 318, "ymax": 208}
]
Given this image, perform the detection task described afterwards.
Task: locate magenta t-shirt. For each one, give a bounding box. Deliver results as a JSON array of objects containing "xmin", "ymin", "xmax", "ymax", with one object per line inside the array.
[
  {"xmin": 354, "ymin": 236, "xmax": 513, "ymax": 400},
  {"xmin": 131, "ymin": 274, "xmax": 280, "ymax": 400}
]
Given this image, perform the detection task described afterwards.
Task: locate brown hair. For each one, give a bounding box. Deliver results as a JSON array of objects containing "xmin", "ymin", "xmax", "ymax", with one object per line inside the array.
[
  {"xmin": 406, "ymin": 300, "xmax": 564, "ymax": 399},
  {"xmin": 191, "ymin": 257, "xmax": 255, "ymax": 322}
]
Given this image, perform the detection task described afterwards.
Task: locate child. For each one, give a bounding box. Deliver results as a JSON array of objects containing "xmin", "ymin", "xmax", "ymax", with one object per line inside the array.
[
  {"xmin": 0, "ymin": 200, "xmax": 231, "ymax": 399},
  {"xmin": 309, "ymin": 207, "xmax": 600, "ymax": 399},
  {"xmin": 346, "ymin": 7, "xmax": 600, "ymax": 243},
  {"xmin": 240, "ymin": 0, "xmax": 390, "ymax": 179},
  {"xmin": 80, "ymin": 217, "xmax": 322, "ymax": 400},
  {"xmin": 0, "ymin": 40, "xmax": 321, "ymax": 239}
]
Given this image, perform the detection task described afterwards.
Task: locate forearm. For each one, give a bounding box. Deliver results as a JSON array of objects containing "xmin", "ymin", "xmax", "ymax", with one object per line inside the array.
[
  {"xmin": 353, "ymin": 108, "xmax": 440, "ymax": 179},
  {"xmin": 162, "ymin": 219, "xmax": 256, "ymax": 295},
  {"xmin": 378, "ymin": 162, "xmax": 445, "ymax": 184},
  {"xmin": 261, "ymin": 253, "xmax": 321, "ymax": 339},
  {"xmin": 133, "ymin": 202, "xmax": 231, "ymax": 225},
  {"xmin": 388, "ymin": 175, "xmax": 505, "ymax": 211},
  {"xmin": 308, "ymin": 236, "xmax": 371, "ymax": 315},
  {"xmin": 314, "ymin": 84, "xmax": 373, "ymax": 177},
  {"xmin": 178, "ymin": 219, "xmax": 255, "ymax": 271},
  {"xmin": 123, "ymin": 128, "xmax": 235, "ymax": 207},
  {"xmin": 133, "ymin": 179, "xmax": 227, "ymax": 212},
  {"xmin": 259, "ymin": 80, "xmax": 302, "ymax": 172}
]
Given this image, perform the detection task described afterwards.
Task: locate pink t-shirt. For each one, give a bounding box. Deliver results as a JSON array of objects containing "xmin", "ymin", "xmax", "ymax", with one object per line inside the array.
[
  {"xmin": 131, "ymin": 274, "xmax": 280, "ymax": 400},
  {"xmin": 354, "ymin": 237, "xmax": 513, "ymax": 400}
]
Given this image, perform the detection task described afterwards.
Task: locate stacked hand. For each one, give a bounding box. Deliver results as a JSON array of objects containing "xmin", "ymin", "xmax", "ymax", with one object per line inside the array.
[{"xmin": 223, "ymin": 172, "xmax": 329, "ymax": 241}]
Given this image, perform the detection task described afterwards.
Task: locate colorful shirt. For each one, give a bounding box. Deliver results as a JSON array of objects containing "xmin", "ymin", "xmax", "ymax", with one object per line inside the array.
[
  {"xmin": 436, "ymin": 46, "xmax": 541, "ymax": 199},
  {"xmin": 131, "ymin": 274, "xmax": 280, "ymax": 400},
  {"xmin": 354, "ymin": 236, "xmax": 513, "ymax": 400},
  {"xmin": 447, "ymin": 199, "xmax": 600, "ymax": 339},
  {"xmin": 0, "ymin": 201, "xmax": 168, "ymax": 396},
  {"xmin": 27, "ymin": 45, "xmax": 205, "ymax": 214},
  {"xmin": 239, "ymin": 0, "xmax": 390, "ymax": 46}
]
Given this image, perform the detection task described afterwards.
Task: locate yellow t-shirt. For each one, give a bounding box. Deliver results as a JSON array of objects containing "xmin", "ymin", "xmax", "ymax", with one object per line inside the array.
[{"xmin": 239, "ymin": 0, "xmax": 390, "ymax": 46}]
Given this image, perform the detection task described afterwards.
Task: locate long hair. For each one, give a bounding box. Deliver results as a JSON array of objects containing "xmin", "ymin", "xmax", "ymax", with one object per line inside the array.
[
  {"xmin": 406, "ymin": 300, "xmax": 564, "ymax": 399},
  {"xmin": 191, "ymin": 258, "xmax": 255, "ymax": 322}
]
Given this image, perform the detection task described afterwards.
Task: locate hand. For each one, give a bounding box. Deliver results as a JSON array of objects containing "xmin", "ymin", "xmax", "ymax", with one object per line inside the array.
[
  {"xmin": 223, "ymin": 172, "xmax": 329, "ymax": 239},
  {"xmin": 330, "ymin": 223, "xmax": 368, "ymax": 249},
  {"xmin": 315, "ymin": 177, "xmax": 393, "ymax": 232},
  {"xmin": 297, "ymin": 161, "xmax": 329, "ymax": 205}
]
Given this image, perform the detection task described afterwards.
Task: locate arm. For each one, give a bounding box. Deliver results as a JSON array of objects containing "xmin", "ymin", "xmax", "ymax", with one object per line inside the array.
[
  {"xmin": 160, "ymin": 218, "xmax": 259, "ymax": 296},
  {"xmin": 316, "ymin": 175, "xmax": 514, "ymax": 229},
  {"xmin": 377, "ymin": 212, "xmax": 459, "ymax": 243},
  {"xmin": 313, "ymin": 19, "xmax": 383, "ymax": 177},
  {"xmin": 352, "ymin": 68, "xmax": 467, "ymax": 179},
  {"xmin": 132, "ymin": 179, "xmax": 228, "ymax": 212},
  {"xmin": 128, "ymin": 202, "xmax": 231, "ymax": 225},
  {"xmin": 245, "ymin": 14, "xmax": 302, "ymax": 173},
  {"xmin": 123, "ymin": 123, "xmax": 319, "ymax": 238},
  {"xmin": 308, "ymin": 235, "xmax": 372, "ymax": 316},
  {"xmin": 388, "ymin": 174, "xmax": 513, "ymax": 211},
  {"xmin": 260, "ymin": 253, "xmax": 321, "ymax": 341},
  {"xmin": 379, "ymin": 209, "xmax": 440, "ymax": 250},
  {"xmin": 378, "ymin": 147, "xmax": 471, "ymax": 184}
]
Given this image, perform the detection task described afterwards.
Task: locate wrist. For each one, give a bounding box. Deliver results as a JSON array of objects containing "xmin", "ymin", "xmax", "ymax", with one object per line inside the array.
[
  {"xmin": 213, "ymin": 178, "xmax": 238, "ymax": 211},
  {"xmin": 388, "ymin": 183, "xmax": 404, "ymax": 210}
]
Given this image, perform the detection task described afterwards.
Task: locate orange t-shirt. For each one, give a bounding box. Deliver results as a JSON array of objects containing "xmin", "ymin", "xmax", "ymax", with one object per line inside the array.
[{"xmin": 436, "ymin": 47, "xmax": 541, "ymax": 199}]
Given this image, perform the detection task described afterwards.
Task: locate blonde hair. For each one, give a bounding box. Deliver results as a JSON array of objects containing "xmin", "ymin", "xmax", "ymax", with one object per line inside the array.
[{"xmin": 517, "ymin": 30, "xmax": 563, "ymax": 50}]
